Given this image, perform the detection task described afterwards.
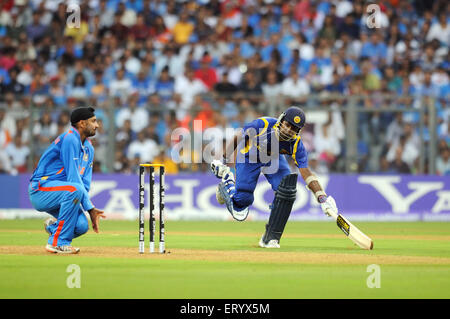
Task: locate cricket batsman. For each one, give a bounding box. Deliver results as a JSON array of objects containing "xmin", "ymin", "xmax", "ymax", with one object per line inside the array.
[
  {"xmin": 28, "ymin": 107, "xmax": 105, "ymax": 254},
  {"xmin": 211, "ymin": 106, "xmax": 338, "ymax": 248}
]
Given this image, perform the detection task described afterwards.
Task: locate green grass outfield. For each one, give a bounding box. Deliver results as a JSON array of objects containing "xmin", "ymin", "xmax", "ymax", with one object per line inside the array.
[{"xmin": 0, "ymin": 219, "xmax": 449, "ymax": 299}]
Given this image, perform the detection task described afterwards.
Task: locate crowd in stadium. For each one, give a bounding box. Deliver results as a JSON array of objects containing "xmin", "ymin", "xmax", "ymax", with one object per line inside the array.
[{"xmin": 0, "ymin": 0, "xmax": 448, "ymax": 176}]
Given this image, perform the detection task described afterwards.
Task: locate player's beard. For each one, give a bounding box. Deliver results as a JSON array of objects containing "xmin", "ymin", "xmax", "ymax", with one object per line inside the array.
[{"xmin": 86, "ymin": 125, "xmax": 97, "ymax": 137}]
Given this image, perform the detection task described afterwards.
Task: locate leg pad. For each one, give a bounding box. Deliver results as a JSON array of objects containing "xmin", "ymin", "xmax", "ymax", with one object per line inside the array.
[{"xmin": 262, "ymin": 173, "xmax": 297, "ymax": 243}]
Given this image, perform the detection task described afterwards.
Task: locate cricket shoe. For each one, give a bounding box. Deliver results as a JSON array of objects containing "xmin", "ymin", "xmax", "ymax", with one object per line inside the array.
[
  {"xmin": 44, "ymin": 217, "xmax": 57, "ymax": 235},
  {"xmin": 216, "ymin": 185, "xmax": 226, "ymax": 204},
  {"xmin": 217, "ymin": 171, "xmax": 249, "ymax": 221},
  {"xmin": 216, "ymin": 171, "xmax": 236, "ymax": 205},
  {"xmin": 45, "ymin": 244, "xmax": 80, "ymax": 254},
  {"xmin": 258, "ymin": 236, "xmax": 280, "ymax": 248}
]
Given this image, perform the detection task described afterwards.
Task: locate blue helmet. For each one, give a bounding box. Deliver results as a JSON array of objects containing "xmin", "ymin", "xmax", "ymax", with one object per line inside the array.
[
  {"xmin": 281, "ymin": 106, "xmax": 306, "ymax": 130},
  {"xmin": 275, "ymin": 106, "xmax": 306, "ymax": 141}
]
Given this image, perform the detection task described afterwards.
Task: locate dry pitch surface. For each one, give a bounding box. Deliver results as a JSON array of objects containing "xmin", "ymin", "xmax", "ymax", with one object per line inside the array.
[{"xmin": 0, "ymin": 220, "xmax": 449, "ymax": 298}]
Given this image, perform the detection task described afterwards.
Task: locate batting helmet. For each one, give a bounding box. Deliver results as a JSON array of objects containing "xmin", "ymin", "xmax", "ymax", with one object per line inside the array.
[{"xmin": 281, "ymin": 106, "xmax": 306, "ymax": 130}]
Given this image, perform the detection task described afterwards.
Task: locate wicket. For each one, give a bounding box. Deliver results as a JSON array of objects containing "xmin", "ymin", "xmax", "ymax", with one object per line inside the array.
[{"xmin": 139, "ymin": 163, "xmax": 166, "ymax": 254}]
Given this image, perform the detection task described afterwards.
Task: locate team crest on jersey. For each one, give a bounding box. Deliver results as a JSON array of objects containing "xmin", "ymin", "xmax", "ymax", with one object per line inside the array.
[
  {"xmin": 83, "ymin": 153, "xmax": 88, "ymax": 161},
  {"xmin": 294, "ymin": 116, "xmax": 301, "ymax": 124}
]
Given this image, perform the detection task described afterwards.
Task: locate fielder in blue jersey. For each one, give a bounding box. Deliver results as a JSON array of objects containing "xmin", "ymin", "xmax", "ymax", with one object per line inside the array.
[
  {"xmin": 211, "ymin": 106, "xmax": 339, "ymax": 248},
  {"xmin": 28, "ymin": 107, "xmax": 105, "ymax": 254}
]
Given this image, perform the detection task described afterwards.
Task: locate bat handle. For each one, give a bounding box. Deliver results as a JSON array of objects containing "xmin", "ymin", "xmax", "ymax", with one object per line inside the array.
[{"xmin": 326, "ymin": 208, "xmax": 338, "ymax": 220}]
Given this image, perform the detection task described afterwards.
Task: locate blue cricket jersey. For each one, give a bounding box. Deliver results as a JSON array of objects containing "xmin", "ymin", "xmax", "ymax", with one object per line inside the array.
[
  {"xmin": 237, "ymin": 117, "xmax": 308, "ymax": 168},
  {"xmin": 30, "ymin": 127, "xmax": 95, "ymax": 211}
]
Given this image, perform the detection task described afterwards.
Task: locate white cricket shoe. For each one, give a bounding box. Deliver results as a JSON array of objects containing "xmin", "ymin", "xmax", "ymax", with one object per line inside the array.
[
  {"xmin": 258, "ymin": 236, "xmax": 280, "ymax": 248},
  {"xmin": 45, "ymin": 244, "xmax": 80, "ymax": 254},
  {"xmin": 44, "ymin": 217, "xmax": 57, "ymax": 235}
]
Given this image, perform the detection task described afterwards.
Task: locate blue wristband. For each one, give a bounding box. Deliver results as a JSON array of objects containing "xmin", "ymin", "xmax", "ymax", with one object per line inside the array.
[{"xmin": 318, "ymin": 195, "xmax": 327, "ymax": 203}]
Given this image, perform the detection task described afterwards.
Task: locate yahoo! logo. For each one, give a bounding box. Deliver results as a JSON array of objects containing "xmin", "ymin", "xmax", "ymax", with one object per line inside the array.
[{"xmin": 359, "ymin": 176, "xmax": 448, "ymax": 214}]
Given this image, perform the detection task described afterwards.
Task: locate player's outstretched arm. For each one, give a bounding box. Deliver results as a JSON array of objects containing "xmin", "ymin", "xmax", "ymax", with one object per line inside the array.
[{"xmin": 299, "ymin": 167, "xmax": 338, "ymax": 217}]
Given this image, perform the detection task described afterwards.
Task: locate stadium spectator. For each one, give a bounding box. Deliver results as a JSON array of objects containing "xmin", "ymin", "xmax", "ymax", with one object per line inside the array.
[
  {"xmin": 214, "ymin": 95, "xmax": 238, "ymax": 123},
  {"xmin": 308, "ymin": 152, "xmax": 329, "ymax": 174},
  {"xmin": 123, "ymin": 49, "xmax": 142, "ymax": 76},
  {"xmin": 325, "ymin": 72, "xmax": 346, "ymax": 94},
  {"xmin": 386, "ymin": 123, "xmax": 420, "ymax": 170},
  {"xmin": 15, "ymin": 39, "xmax": 37, "ymax": 62},
  {"xmin": 97, "ymin": 0, "xmax": 115, "ymax": 29},
  {"xmin": 67, "ymin": 72, "xmax": 89, "ymax": 101},
  {"xmin": 213, "ymin": 71, "xmax": 238, "ymax": 97},
  {"xmin": 319, "ymin": 14, "xmax": 337, "ymax": 44},
  {"xmin": 109, "ymin": 68, "xmax": 132, "ymax": 100},
  {"xmin": 91, "ymin": 119, "xmax": 108, "ymax": 171},
  {"xmin": 385, "ymin": 112, "xmax": 404, "ymax": 148},
  {"xmin": 194, "ymin": 54, "xmax": 218, "ymax": 90},
  {"xmin": 314, "ymin": 116, "xmax": 341, "ymax": 170},
  {"xmin": 116, "ymin": 94, "xmax": 149, "ymax": 134},
  {"xmin": 436, "ymin": 146, "xmax": 450, "ymax": 176},
  {"xmin": 262, "ymin": 70, "xmax": 282, "ymax": 116},
  {"xmin": 216, "ymin": 54, "xmax": 242, "ymax": 86},
  {"xmin": 33, "ymin": 111, "xmax": 57, "ymax": 155},
  {"xmin": 26, "ymin": 10, "xmax": 47, "ymax": 43},
  {"xmin": 0, "ymin": 126, "xmax": 12, "ymax": 173},
  {"xmin": 129, "ymin": 13, "xmax": 151, "ymax": 42},
  {"xmin": 127, "ymin": 131, "xmax": 159, "ymax": 164},
  {"xmin": 0, "ymin": 101, "xmax": 17, "ymax": 138},
  {"xmin": 238, "ymin": 71, "xmax": 262, "ymax": 105},
  {"xmin": 64, "ymin": 14, "xmax": 89, "ymax": 44},
  {"xmin": 426, "ymin": 13, "xmax": 450, "ymax": 46},
  {"xmin": 338, "ymin": 13, "xmax": 360, "ymax": 39},
  {"xmin": 172, "ymin": 12, "xmax": 194, "ymax": 45},
  {"xmin": 0, "ymin": 46, "xmax": 16, "ymax": 72},
  {"xmin": 155, "ymin": 46, "xmax": 184, "ymax": 78},
  {"xmin": 89, "ymin": 70, "xmax": 108, "ymax": 104},
  {"xmin": 161, "ymin": 1, "xmax": 178, "ymax": 30},
  {"xmin": 361, "ymin": 32, "xmax": 388, "ymax": 66},
  {"xmin": 107, "ymin": 13, "xmax": 129, "ymax": 44},
  {"xmin": 152, "ymin": 149, "xmax": 179, "ymax": 175},
  {"xmin": 5, "ymin": 134, "xmax": 29, "ymax": 174},
  {"xmin": 1, "ymin": 67, "xmax": 24, "ymax": 95},
  {"xmin": 151, "ymin": 15, "xmax": 172, "ymax": 45},
  {"xmin": 15, "ymin": 117, "xmax": 29, "ymax": 144},
  {"xmin": 174, "ymin": 67, "xmax": 208, "ymax": 115},
  {"xmin": 131, "ymin": 70, "xmax": 152, "ymax": 106},
  {"xmin": 389, "ymin": 146, "xmax": 412, "ymax": 174}
]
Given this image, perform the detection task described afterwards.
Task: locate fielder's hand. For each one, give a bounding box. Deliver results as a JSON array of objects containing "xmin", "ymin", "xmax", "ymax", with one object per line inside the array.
[
  {"xmin": 210, "ymin": 159, "xmax": 230, "ymax": 179},
  {"xmin": 320, "ymin": 195, "xmax": 338, "ymax": 218},
  {"xmin": 88, "ymin": 207, "xmax": 106, "ymax": 233}
]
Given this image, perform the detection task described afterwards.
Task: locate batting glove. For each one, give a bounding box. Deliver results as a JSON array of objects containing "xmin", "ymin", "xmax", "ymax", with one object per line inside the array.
[
  {"xmin": 320, "ymin": 195, "xmax": 338, "ymax": 218},
  {"xmin": 210, "ymin": 159, "xmax": 230, "ymax": 179}
]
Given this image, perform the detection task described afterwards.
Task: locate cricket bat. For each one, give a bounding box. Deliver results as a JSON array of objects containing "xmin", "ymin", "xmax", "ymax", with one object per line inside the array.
[{"xmin": 326, "ymin": 209, "xmax": 373, "ymax": 250}]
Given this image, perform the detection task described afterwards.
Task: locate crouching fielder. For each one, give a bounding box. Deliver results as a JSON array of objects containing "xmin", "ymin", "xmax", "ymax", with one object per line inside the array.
[
  {"xmin": 211, "ymin": 106, "xmax": 338, "ymax": 248},
  {"xmin": 28, "ymin": 107, "xmax": 105, "ymax": 254}
]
